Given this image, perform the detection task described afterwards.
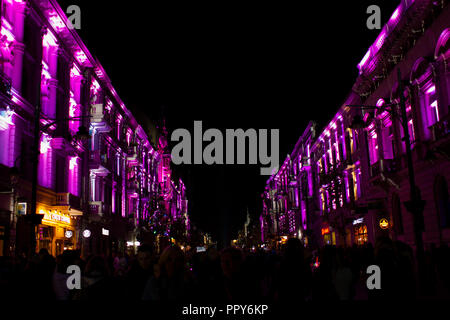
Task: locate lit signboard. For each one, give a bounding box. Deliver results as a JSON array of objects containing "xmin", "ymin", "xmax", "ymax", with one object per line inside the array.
[
  {"xmin": 42, "ymin": 211, "xmax": 71, "ymax": 225},
  {"xmin": 83, "ymin": 229, "xmax": 91, "ymax": 238},
  {"xmin": 379, "ymin": 218, "xmax": 389, "ymax": 229},
  {"xmin": 321, "ymin": 227, "xmax": 330, "ymax": 235},
  {"xmin": 17, "ymin": 202, "xmax": 27, "ymax": 215}
]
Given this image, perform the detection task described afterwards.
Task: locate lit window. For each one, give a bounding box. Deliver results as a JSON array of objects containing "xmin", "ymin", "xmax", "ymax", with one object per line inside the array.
[
  {"xmin": 368, "ymin": 127, "xmax": 379, "ymax": 165},
  {"xmin": 421, "ymin": 83, "xmax": 440, "ymax": 140}
]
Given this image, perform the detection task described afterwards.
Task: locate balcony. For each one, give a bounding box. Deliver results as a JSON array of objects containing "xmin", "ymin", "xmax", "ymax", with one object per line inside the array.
[
  {"xmin": 89, "ymin": 150, "xmax": 101, "ymax": 169},
  {"xmin": 90, "ymin": 103, "xmax": 112, "ymax": 133},
  {"xmin": 127, "ymin": 180, "xmax": 139, "ymax": 192},
  {"xmin": 370, "ymin": 158, "xmax": 399, "ymax": 178},
  {"xmin": 89, "ymin": 201, "xmax": 104, "ymax": 216},
  {"xmin": 127, "ymin": 145, "xmax": 139, "ymax": 164},
  {"xmin": 55, "ymin": 192, "xmax": 81, "ymax": 209},
  {"xmin": 0, "ymin": 72, "xmax": 11, "ymax": 99},
  {"xmin": 430, "ymin": 113, "xmax": 450, "ymax": 143}
]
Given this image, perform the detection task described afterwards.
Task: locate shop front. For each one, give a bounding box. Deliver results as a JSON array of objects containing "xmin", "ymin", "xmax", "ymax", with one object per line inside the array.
[
  {"xmin": 321, "ymin": 225, "xmax": 336, "ymax": 246},
  {"xmin": 37, "ymin": 208, "xmax": 77, "ymax": 257},
  {"xmin": 352, "ymin": 217, "xmax": 369, "ymax": 246}
]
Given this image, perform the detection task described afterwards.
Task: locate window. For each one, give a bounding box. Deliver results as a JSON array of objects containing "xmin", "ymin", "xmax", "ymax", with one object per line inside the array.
[
  {"xmin": 68, "ymin": 157, "xmax": 79, "ymax": 196},
  {"xmin": 434, "ymin": 176, "xmax": 450, "ymax": 229},
  {"xmin": 399, "ymin": 101, "xmax": 416, "ymax": 151},
  {"xmin": 381, "ymin": 114, "xmax": 394, "ymax": 159},
  {"xmin": 352, "ymin": 130, "xmax": 359, "ymax": 153},
  {"xmin": 38, "ymin": 134, "xmax": 53, "ymax": 189},
  {"xmin": 367, "ymin": 126, "xmax": 379, "ymax": 165},
  {"xmin": 22, "ymin": 16, "xmax": 42, "ymax": 106},
  {"xmin": 392, "ymin": 193, "xmax": 404, "ymax": 234},
  {"xmin": 420, "ymin": 83, "xmax": 440, "ymax": 140},
  {"xmin": 354, "ymin": 225, "xmax": 368, "ymax": 245},
  {"xmin": 352, "ymin": 167, "xmax": 361, "ymax": 200}
]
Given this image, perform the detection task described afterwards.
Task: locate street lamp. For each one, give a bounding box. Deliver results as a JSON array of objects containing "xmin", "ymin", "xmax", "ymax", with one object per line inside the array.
[{"xmin": 347, "ymin": 68, "xmax": 426, "ymax": 294}]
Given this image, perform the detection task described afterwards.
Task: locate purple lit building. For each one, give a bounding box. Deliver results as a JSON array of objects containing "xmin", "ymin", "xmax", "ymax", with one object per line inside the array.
[
  {"xmin": 261, "ymin": 122, "xmax": 317, "ymax": 247},
  {"xmin": 262, "ymin": 0, "xmax": 450, "ymax": 250},
  {"xmin": 0, "ymin": 0, "xmax": 189, "ymax": 257}
]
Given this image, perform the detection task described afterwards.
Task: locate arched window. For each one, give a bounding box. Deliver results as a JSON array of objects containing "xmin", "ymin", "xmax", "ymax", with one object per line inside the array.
[
  {"xmin": 392, "ymin": 193, "xmax": 404, "ymax": 235},
  {"xmin": 434, "ymin": 176, "xmax": 450, "ymax": 229}
]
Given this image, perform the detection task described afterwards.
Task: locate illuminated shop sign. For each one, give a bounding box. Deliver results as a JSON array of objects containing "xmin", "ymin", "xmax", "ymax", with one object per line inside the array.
[
  {"xmin": 17, "ymin": 202, "xmax": 27, "ymax": 215},
  {"xmin": 379, "ymin": 218, "xmax": 389, "ymax": 229},
  {"xmin": 102, "ymin": 228, "xmax": 109, "ymax": 236},
  {"xmin": 83, "ymin": 229, "xmax": 91, "ymax": 238},
  {"xmin": 321, "ymin": 227, "xmax": 330, "ymax": 235},
  {"xmin": 41, "ymin": 210, "xmax": 71, "ymax": 225},
  {"xmin": 353, "ymin": 218, "xmax": 364, "ymax": 225}
]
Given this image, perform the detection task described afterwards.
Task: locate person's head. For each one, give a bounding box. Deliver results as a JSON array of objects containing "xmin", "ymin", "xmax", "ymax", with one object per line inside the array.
[
  {"xmin": 220, "ymin": 247, "xmax": 243, "ymax": 279},
  {"xmin": 56, "ymin": 250, "xmax": 73, "ymax": 273},
  {"xmin": 85, "ymin": 256, "xmax": 109, "ymax": 278},
  {"xmin": 137, "ymin": 244, "xmax": 153, "ymax": 271},
  {"xmin": 158, "ymin": 245, "xmax": 185, "ymax": 278}
]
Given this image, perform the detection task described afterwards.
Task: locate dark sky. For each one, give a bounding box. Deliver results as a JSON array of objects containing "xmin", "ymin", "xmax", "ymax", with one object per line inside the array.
[{"xmin": 57, "ymin": 0, "xmax": 399, "ymax": 246}]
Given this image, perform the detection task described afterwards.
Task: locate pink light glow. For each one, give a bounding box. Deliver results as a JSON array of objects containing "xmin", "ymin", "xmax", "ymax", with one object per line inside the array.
[
  {"xmin": 390, "ymin": 7, "xmax": 401, "ymax": 23},
  {"xmin": 0, "ymin": 107, "xmax": 14, "ymax": 130},
  {"xmin": 70, "ymin": 65, "xmax": 81, "ymax": 78},
  {"xmin": 69, "ymin": 93, "xmax": 77, "ymax": 117},
  {"xmin": 358, "ymin": 49, "xmax": 371, "ymax": 71},
  {"xmin": 48, "ymin": 14, "xmax": 65, "ymax": 32},
  {"xmin": 75, "ymin": 50, "xmax": 88, "ymax": 65},
  {"xmin": 43, "ymin": 30, "xmax": 57, "ymax": 49},
  {"xmin": 375, "ymin": 31, "xmax": 386, "ymax": 50},
  {"xmin": 1, "ymin": 24, "xmax": 15, "ymax": 43},
  {"xmin": 69, "ymin": 156, "xmax": 78, "ymax": 170},
  {"xmin": 90, "ymin": 79, "xmax": 100, "ymax": 95},
  {"xmin": 426, "ymin": 85, "xmax": 436, "ymax": 94},
  {"xmin": 68, "ymin": 157, "xmax": 79, "ymax": 196},
  {"xmin": 40, "ymin": 134, "xmax": 51, "ymax": 154},
  {"xmin": 376, "ymin": 99, "xmax": 385, "ymax": 107},
  {"xmin": 363, "ymin": 113, "xmax": 371, "ymax": 122}
]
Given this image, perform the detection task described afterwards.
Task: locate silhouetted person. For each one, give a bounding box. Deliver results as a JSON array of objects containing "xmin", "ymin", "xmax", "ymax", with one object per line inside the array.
[
  {"xmin": 276, "ymin": 238, "xmax": 312, "ymax": 302},
  {"xmin": 142, "ymin": 245, "xmax": 195, "ymax": 301},
  {"xmin": 74, "ymin": 255, "xmax": 117, "ymax": 300},
  {"xmin": 126, "ymin": 244, "xmax": 155, "ymax": 299}
]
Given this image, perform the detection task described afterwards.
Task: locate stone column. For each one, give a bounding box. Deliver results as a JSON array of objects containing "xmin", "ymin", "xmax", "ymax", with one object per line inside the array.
[{"xmin": 11, "ymin": 2, "xmax": 28, "ymax": 93}]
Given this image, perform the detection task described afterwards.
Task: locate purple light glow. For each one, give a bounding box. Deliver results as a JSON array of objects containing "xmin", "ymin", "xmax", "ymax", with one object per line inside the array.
[
  {"xmin": 68, "ymin": 156, "xmax": 79, "ymax": 196},
  {"xmin": 40, "ymin": 134, "xmax": 51, "ymax": 154}
]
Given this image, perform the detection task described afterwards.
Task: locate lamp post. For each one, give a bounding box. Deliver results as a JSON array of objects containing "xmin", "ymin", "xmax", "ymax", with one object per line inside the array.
[
  {"xmin": 348, "ymin": 68, "xmax": 426, "ymax": 294},
  {"xmin": 28, "ymin": 103, "xmax": 90, "ymax": 255}
]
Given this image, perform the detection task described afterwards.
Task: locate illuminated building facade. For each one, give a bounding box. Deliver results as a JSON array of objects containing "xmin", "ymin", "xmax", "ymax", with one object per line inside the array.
[
  {"xmin": 0, "ymin": 0, "xmax": 189, "ymax": 257},
  {"xmin": 262, "ymin": 0, "xmax": 450, "ymax": 250}
]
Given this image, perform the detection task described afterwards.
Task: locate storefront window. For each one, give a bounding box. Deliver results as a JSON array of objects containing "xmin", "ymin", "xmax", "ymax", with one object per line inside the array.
[{"xmin": 354, "ymin": 225, "xmax": 368, "ymax": 245}]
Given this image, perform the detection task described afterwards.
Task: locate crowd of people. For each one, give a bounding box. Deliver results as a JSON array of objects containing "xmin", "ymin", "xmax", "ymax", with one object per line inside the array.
[{"xmin": 1, "ymin": 237, "xmax": 449, "ymax": 301}]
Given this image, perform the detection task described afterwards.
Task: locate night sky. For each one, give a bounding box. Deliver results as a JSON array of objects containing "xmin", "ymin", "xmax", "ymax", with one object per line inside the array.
[{"xmin": 57, "ymin": 0, "xmax": 399, "ymax": 247}]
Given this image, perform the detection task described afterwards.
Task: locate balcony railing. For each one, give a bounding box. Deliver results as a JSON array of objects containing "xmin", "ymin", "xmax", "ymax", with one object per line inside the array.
[
  {"xmin": 127, "ymin": 180, "xmax": 139, "ymax": 192},
  {"xmin": 370, "ymin": 158, "xmax": 399, "ymax": 178},
  {"xmin": 89, "ymin": 150, "xmax": 101, "ymax": 169},
  {"xmin": 90, "ymin": 103, "xmax": 112, "ymax": 133},
  {"xmin": 55, "ymin": 193, "xmax": 81, "ymax": 210},
  {"xmin": 430, "ymin": 113, "xmax": 450, "ymax": 142},
  {"xmin": 89, "ymin": 201, "xmax": 104, "ymax": 216}
]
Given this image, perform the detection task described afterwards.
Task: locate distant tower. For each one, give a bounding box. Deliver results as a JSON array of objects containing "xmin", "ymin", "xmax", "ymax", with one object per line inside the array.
[{"xmin": 244, "ymin": 208, "xmax": 250, "ymax": 237}]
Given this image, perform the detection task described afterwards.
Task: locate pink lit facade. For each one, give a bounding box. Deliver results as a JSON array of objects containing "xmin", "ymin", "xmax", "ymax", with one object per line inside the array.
[
  {"xmin": 0, "ymin": 0, "xmax": 189, "ymax": 257},
  {"xmin": 262, "ymin": 0, "xmax": 450, "ymax": 250}
]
